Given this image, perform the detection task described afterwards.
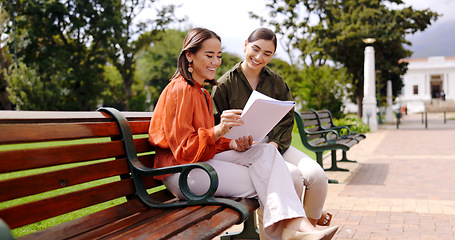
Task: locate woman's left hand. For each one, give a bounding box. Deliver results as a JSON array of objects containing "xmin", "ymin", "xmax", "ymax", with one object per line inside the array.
[{"xmin": 230, "ymin": 135, "xmax": 254, "ymax": 152}]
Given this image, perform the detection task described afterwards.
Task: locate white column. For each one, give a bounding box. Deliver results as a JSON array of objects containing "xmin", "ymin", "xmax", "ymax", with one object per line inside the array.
[
  {"xmin": 385, "ymin": 80, "xmax": 393, "ymax": 122},
  {"xmin": 362, "ymin": 45, "xmax": 378, "ymax": 131}
]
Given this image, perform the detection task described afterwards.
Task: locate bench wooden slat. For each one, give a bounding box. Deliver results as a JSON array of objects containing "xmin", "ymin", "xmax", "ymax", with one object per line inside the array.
[
  {"xmin": 0, "ymin": 138, "xmax": 152, "ymax": 173},
  {"xmin": 17, "ymin": 198, "xmax": 150, "ymax": 240},
  {"xmin": 0, "ymin": 159, "xmax": 129, "ymax": 202},
  {"xmin": 0, "ymin": 179, "xmax": 135, "ymax": 229},
  {"xmin": 107, "ymin": 205, "xmax": 215, "ymax": 240},
  {"xmin": 170, "ymin": 198, "xmax": 259, "ymax": 240},
  {"xmin": 309, "ymin": 138, "xmax": 327, "ymax": 146},
  {"xmin": 18, "ymin": 193, "xmax": 177, "ymax": 240},
  {"xmin": 0, "ymin": 122, "xmax": 119, "ymax": 144},
  {"xmin": 319, "ymin": 118, "xmax": 331, "ymax": 125},
  {"xmin": 72, "ymin": 204, "xmax": 184, "ymax": 240},
  {"xmin": 0, "ymin": 121, "xmax": 149, "ymax": 145},
  {"xmin": 0, "ymin": 111, "xmax": 152, "ymax": 123},
  {"xmin": 337, "ymin": 138, "xmax": 358, "ymax": 147}
]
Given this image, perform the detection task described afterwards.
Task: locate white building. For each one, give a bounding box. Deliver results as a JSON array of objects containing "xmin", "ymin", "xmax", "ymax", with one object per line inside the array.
[{"xmin": 399, "ymin": 56, "xmax": 455, "ymax": 113}]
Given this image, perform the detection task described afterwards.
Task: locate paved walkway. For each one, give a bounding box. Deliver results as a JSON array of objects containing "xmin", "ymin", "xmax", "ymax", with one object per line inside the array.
[
  {"xmin": 325, "ymin": 112, "xmax": 455, "ymax": 240},
  {"xmin": 216, "ymin": 112, "xmax": 455, "ymax": 240}
]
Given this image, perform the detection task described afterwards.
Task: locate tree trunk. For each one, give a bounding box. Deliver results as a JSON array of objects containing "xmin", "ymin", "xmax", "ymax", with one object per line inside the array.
[{"xmin": 357, "ymin": 95, "xmax": 363, "ymax": 118}]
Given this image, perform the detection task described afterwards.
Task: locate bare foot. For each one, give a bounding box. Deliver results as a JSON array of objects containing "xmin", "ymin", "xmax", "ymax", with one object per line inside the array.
[{"xmin": 308, "ymin": 211, "xmax": 333, "ymax": 227}]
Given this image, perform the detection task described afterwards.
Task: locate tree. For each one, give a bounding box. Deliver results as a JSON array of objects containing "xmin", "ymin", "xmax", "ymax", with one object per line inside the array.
[
  {"xmin": 0, "ymin": 5, "xmax": 13, "ymax": 110},
  {"xmin": 251, "ymin": 0, "xmax": 439, "ymax": 116},
  {"xmin": 3, "ymin": 0, "xmax": 179, "ymax": 110},
  {"xmin": 135, "ymin": 29, "xmax": 186, "ymax": 106},
  {"xmin": 267, "ymin": 58, "xmax": 303, "ymax": 95},
  {"xmin": 296, "ymin": 65, "xmax": 351, "ymax": 118},
  {"xmin": 105, "ymin": 0, "xmax": 182, "ymax": 110},
  {"xmin": 135, "ymin": 28, "xmax": 242, "ymax": 107},
  {"xmin": 4, "ymin": 0, "xmax": 118, "ymax": 110}
]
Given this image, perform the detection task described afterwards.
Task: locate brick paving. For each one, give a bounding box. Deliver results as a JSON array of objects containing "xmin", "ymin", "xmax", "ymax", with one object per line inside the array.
[
  {"xmin": 215, "ymin": 112, "xmax": 455, "ymax": 240},
  {"xmin": 324, "ymin": 112, "xmax": 455, "ymax": 240}
]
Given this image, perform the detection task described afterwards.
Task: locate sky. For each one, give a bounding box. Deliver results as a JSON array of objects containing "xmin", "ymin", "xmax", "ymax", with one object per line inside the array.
[{"xmin": 142, "ymin": 0, "xmax": 455, "ymax": 62}]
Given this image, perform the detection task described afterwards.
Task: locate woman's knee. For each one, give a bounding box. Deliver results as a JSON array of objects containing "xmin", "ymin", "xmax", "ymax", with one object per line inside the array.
[{"xmin": 297, "ymin": 158, "xmax": 328, "ymax": 189}]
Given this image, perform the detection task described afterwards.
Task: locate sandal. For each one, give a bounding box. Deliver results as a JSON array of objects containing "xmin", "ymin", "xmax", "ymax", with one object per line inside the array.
[{"xmin": 317, "ymin": 211, "xmax": 333, "ymax": 226}]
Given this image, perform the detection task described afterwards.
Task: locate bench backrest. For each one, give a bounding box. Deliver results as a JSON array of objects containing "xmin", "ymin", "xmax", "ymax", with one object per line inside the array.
[
  {"xmin": 294, "ymin": 111, "xmax": 327, "ymax": 147},
  {"xmin": 0, "ymin": 111, "xmax": 174, "ymax": 232},
  {"xmin": 312, "ymin": 110, "xmax": 335, "ymax": 130}
]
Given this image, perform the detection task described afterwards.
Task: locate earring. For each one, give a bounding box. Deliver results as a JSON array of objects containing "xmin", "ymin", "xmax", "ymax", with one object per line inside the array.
[{"xmin": 188, "ymin": 62, "xmax": 193, "ymax": 73}]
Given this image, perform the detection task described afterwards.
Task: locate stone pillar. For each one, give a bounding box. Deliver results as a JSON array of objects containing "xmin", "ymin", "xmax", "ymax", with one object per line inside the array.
[
  {"xmin": 385, "ymin": 80, "xmax": 394, "ymax": 122},
  {"xmin": 362, "ymin": 45, "xmax": 378, "ymax": 131}
]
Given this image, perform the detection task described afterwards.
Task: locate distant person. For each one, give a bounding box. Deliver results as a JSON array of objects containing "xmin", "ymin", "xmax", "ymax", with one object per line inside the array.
[
  {"xmin": 148, "ymin": 27, "xmax": 338, "ymax": 240},
  {"xmin": 212, "ymin": 27, "xmax": 333, "ymax": 238}
]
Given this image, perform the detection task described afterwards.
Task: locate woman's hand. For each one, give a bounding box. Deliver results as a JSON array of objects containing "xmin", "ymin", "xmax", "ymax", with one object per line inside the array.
[
  {"xmin": 214, "ymin": 109, "xmax": 243, "ymax": 140},
  {"xmin": 230, "ymin": 136, "xmax": 254, "ymax": 152}
]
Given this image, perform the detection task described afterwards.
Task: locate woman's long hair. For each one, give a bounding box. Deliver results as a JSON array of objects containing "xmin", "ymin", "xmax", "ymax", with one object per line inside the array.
[
  {"xmin": 172, "ymin": 28, "xmax": 221, "ymax": 86},
  {"xmin": 247, "ymin": 27, "xmax": 277, "ymax": 53}
]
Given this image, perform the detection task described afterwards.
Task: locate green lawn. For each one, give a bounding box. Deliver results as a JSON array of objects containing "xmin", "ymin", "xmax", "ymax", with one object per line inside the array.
[{"xmin": 291, "ymin": 131, "xmax": 316, "ymax": 160}]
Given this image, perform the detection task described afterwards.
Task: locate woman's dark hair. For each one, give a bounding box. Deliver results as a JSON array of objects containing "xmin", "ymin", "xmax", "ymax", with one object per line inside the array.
[
  {"xmin": 247, "ymin": 27, "xmax": 277, "ymax": 52},
  {"xmin": 172, "ymin": 28, "xmax": 221, "ymax": 86}
]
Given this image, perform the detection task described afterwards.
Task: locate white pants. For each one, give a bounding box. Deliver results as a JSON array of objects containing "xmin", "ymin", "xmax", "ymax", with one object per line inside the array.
[
  {"xmin": 257, "ymin": 146, "xmax": 329, "ymax": 239},
  {"xmin": 163, "ymin": 143, "xmax": 305, "ymax": 240},
  {"xmin": 282, "ymin": 146, "xmax": 328, "ymax": 220}
]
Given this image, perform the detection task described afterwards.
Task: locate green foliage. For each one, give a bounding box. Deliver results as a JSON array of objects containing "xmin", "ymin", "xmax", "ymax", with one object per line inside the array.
[
  {"xmin": 3, "ymin": 0, "xmax": 114, "ymax": 110},
  {"xmin": 7, "ymin": 62, "xmax": 60, "ymax": 110},
  {"xmin": 3, "ymin": 0, "xmax": 180, "ymax": 110},
  {"xmin": 0, "ymin": 7, "xmax": 13, "ymax": 110},
  {"xmin": 251, "ymin": 0, "xmax": 440, "ymax": 116},
  {"xmin": 294, "ymin": 65, "xmax": 351, "ymax": 118},
  {"xmin": 267, "ymin": 58, "xmax": 302, "ymax": 92},
  {"xmin": 135, "ymin": 29, "xmax": 242, "ymax": 105},
  {"xmin": 100, "ymin": 64, "xmax": 125, "ymax": 110},
  {"xmin": 217, "ymin": 52, "xmax": 242, "ymax": 80},
  {"xmin": 105, "ymin": 1, "xmax": 181, "ymax": 110},
  {"xmin": 135, "ymin": 29, "xmax": 186, "ymax": 105}
]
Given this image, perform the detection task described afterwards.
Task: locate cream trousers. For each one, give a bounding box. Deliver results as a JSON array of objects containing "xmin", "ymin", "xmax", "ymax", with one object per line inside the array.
[
  {"xmin": 163, "ymin": 143, "xmax": 305, "ymax": 239},
  {"xmin": 282, "ymin": 146, "xmax": 328, "ymax": 220},
  {"xmin": 257, "ymin": 146, "xmax": 329, "ymax": 239}
]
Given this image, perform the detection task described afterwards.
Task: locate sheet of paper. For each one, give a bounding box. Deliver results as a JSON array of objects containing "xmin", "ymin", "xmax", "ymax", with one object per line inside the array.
[{"xmin": 224, "ymin": 91, "xmax": 295, "ymax": 142}]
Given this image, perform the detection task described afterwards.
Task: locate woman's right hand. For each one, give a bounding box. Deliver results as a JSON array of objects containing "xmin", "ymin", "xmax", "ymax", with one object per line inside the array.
[
  {"xmin": 214, "ymin": 109, "xmax": 243, "ymax": 140},
  {"xmin": 229, "ymin": 136, "xmax": 254, "ymax": 152}
]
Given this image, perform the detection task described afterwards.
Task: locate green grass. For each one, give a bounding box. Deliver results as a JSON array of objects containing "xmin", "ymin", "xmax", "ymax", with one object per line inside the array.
[{"xmin": 291, "ymin": 131, "xmax": 316, "ymax": 160}]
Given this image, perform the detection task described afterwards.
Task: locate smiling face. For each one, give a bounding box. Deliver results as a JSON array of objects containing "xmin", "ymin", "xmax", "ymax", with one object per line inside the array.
[
  {"xmin": 243, "ymin": 39, "xmax": 275, "ymax": 71},
  {"xmin": 185, "ymin": 37, "xmax": 222, "ymax": 85}
]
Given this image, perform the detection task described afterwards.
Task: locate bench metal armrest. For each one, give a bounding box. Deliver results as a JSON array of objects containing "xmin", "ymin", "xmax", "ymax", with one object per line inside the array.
[
  {"xmin": 306, "ymin": 129, "xmax": 340, "ymax": 144},
  {"xmin": 342, "ymin": 124, "xmax": 359, "ymax": 134},
  {"xmin": 98, "ymin": 107, "xmax": 249, "ymax": 224},
  {"xmin": 0, "ymin": 219, "xmax": 14, "ymax": 240},
  {"xmin": 330, "ymin": 125, "xmax": 355, "ymax": 137}
]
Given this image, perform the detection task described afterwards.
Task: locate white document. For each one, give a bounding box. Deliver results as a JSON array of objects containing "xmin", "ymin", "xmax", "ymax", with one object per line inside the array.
[{"xmin": 224, "ymin": 90, "xmax": 296, "ymax": 142}]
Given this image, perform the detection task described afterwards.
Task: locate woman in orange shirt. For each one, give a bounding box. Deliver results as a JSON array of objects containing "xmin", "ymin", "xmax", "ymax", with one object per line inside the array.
[{"xmin": 148, "ymin": 28, "xmax": 338, "ymax": 240}]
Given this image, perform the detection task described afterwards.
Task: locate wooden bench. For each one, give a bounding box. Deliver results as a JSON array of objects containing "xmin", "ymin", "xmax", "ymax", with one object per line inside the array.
[
  {"xmin": 0, "ymin": 108, "xmax": 259, "ymax": 240},
  {"xmin": 294, "ymin": 110, "xmax": 365, "ymax": 183},
  {"xmin": 313, "ymin": 109, "xmax": 366, "ymax": 163}
]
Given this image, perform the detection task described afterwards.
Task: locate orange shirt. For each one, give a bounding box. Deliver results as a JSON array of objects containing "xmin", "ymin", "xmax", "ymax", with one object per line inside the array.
[{"xmin": 148, "ymin": 76, "xmax": 231, "ymax": 180}]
